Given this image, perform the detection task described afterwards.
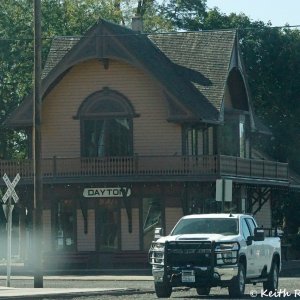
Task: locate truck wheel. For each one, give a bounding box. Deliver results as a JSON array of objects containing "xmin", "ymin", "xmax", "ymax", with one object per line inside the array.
[
  {"xmin": 228, "ymin": 263, "xmax": 245, "ymax": 298},
  {"xmin": 196, "ymin": 287, "xmax": 210, "ymax": 295},
  {"xmin": 263, "ymin": 261, "xmax": 279, "ymax": 292},
  {"xmin": 154, "ymin": 281, "xmax": 172, "ymax": 298}
]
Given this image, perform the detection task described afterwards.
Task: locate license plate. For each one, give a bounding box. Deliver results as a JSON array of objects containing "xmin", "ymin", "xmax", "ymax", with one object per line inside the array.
[{"xmin": 182, "ymin": 271, "xmax": 195, "ymax": 283}]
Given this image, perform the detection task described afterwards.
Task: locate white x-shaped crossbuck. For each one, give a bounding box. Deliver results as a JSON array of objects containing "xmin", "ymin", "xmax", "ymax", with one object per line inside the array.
[{"xmin": 2, "ymin": 173, "xmax": 20, "ymax": 203}]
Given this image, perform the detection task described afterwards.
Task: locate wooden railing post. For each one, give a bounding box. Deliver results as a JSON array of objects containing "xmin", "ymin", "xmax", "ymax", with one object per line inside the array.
[{"xmin": 134, "ymin": 153, "xmax": 139, "ymax": 175}]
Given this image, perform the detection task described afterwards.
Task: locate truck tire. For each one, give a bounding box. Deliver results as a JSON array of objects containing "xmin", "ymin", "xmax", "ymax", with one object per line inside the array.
[
  {"xmin": 196, "ymin": 287, "xmax": 210, "ymax": 295},
  {"xmin": 228, "ymin": 263, "xmax": 245, "ymax": 298},
  {"xmin": 263, "ymin": 261, "xmax": 279, "ymax": 292},
  {"xmin": 154, "ymin": 281, "xmax": 172, "ymax": 298}
]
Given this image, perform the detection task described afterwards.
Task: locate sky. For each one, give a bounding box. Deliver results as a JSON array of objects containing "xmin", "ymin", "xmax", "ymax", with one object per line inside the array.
[{"xmin": 206, "ymin": 0, "xmax": 300, "ymax": 27}]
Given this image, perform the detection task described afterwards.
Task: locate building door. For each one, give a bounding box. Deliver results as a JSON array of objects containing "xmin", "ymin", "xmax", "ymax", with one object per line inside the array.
[
  {"xmin": 54, "ymin": 199, "xmax": 76, "ymax": 251},
  {"xmin": 97, "ymin": 199, "xmax": 120, "ymax": 251}
]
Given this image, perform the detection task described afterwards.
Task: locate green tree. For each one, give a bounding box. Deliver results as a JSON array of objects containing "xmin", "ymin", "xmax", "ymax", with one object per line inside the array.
[
  {"xmin": 159, "ymin": 0, "xmax": 207, "ymax": 31},
  {"xmin": 0, "ymin": 0, "xmax": 33, "ymax": 159}
]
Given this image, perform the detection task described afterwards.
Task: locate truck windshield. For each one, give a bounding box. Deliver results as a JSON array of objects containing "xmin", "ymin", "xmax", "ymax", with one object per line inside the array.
[{"xmin": 171, "ymin": 218, "xmax": 239, "ymax": 236}]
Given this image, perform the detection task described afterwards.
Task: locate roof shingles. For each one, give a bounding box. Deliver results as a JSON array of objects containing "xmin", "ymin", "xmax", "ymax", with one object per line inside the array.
[{"xmin": 149, "ymin": 31, "xmax": 236, "ymax": 112}]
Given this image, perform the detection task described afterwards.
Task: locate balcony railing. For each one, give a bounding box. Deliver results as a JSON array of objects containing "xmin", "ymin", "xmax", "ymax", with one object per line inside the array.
[{"xmin": 0, "ymin": 155, "xmax": 289, "ymax": 182}]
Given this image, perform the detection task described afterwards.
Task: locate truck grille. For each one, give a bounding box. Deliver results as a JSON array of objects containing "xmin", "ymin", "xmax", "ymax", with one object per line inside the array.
[{"xmin": 165, "ymin": 241, "xmax": 212, "ymax": 267}]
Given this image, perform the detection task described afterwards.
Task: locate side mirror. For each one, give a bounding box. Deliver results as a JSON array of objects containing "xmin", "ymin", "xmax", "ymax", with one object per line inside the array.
[
  {"xmin": 154, "ymin": 227, "xmax": 164, "ymax": 240},
  {"xmin": 253, "ymin": 228, "xmax": 265, "ymax": 241}
]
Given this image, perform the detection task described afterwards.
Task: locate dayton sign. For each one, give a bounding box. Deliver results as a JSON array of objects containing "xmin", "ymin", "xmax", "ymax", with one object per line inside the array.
[{"xmin": 83, "ymin": 187, "xmax": 131, "ymax": 198}]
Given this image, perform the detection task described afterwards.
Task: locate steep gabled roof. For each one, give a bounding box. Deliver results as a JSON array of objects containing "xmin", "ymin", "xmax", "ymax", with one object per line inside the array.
[
  {"xmin": 149, "ymin": 31, "xmax": 235, "ymax": 112},
  {"xmin": 4, "ymin": 19, "xmax": 237, "ymax": 127}
]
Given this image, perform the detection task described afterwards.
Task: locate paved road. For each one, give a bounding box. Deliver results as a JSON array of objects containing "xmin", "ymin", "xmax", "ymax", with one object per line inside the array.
[{"xmin": 1, "ymin": 276, "xmax": 300, "ymax": 299}]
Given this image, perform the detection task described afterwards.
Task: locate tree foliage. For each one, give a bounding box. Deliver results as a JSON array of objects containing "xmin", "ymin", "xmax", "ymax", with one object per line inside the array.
[
  {"xmin": 159, "ymin": 0, "xmax": 207, "ymax": 31},
  {"xmin": 0, "ymin": 0, "xmax": 33, "ymax": 158}
]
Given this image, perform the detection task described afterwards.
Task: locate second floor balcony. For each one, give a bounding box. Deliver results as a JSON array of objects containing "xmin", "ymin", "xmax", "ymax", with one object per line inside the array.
[{"xmin": 0, "ymin": 155, "xmax": 289, "ymax": 185}]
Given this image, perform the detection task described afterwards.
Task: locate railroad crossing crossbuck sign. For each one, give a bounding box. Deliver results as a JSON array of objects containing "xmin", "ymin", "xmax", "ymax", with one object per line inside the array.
[{"xmin": 2, "ymin": 173, "xmax": 20, "ymax": 204}]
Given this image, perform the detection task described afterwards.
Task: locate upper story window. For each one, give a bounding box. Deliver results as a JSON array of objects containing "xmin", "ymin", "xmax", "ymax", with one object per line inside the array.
[
  {"xmin": 219, "ymin": 112, "xmax": 250, "ymax": 158},
  {"xmin": 76, "ymin": 88, "xmax": 136, "ymax": 157},
  {"xmin": 183, "ymin": 125, "xmax": 209, "ymax": 156}
]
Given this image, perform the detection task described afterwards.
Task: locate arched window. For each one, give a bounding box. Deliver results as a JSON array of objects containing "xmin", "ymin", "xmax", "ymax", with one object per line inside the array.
[{"xmin": 77, "ymin": 88, "xmax": 136, "ymax": 157}]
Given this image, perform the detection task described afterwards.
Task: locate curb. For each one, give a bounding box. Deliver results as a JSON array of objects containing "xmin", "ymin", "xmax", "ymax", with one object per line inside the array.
[{"xmin": 0, "ymin": 267, "xmax": 152, "ymax": 276}]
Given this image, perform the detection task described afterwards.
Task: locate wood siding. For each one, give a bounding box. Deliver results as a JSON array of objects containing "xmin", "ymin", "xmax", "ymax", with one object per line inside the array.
[
  {"xmin": 42, "ymin": 59, "xmax": 181, "ymax": 158},
  {"xmin": 121, "ymin": 208, "xmax": 139, "ymax": 250},
  {"xmin": 165, "ymin": 207, "xmax": 183, "ymax": 235},
  {"xmin": 253, "ymin": 200, "xmax": 272, "ymax": 228},
  {"xmin": 77, "ymin": 209, "xmax": 96, "ymax": 251}
]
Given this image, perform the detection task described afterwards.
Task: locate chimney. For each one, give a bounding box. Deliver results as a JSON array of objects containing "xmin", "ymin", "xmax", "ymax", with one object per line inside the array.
[{"xmin": 132, "ymin": 15, "xmax": 143, "ymax": 32}]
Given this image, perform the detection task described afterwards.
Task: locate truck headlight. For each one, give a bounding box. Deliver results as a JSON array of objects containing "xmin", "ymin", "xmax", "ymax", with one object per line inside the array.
[
  {"xmin": 215, "ymin": 242, "xmax": 239, "ymax": 264},
  {"xmin": 149, "ymin": 242, "xmax": 165, "ymax": 265},
  {"xmin": 215, "ymin": 242, "xmax": 239, "ymax": 252},
  {"xmin": 153, "ymin": 242, "xmax": 165, "ymax": 252}
]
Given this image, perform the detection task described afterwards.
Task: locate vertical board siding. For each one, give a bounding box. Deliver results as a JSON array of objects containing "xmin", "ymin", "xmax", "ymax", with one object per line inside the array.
[
  {"xmin": 42, "ymin": 59, "xmax": 181, "ymax": 158},
  {"xmin": 43, "ymin": 209, "xmax": 52, "ymax": 251},
  {"xmin": 253, "ymin": 200, "xmax": 271, "ymax": 228},
  {"xmin": 121, "ymin": 208, "xmax": 139, "ymax": 250},
  {"xmin": 165, "ymin": 207, "xmax": 183, "ymax": 235},
  {"xmin": 77, "ymin": 209, "xmax": 96, "ymax": 251}
]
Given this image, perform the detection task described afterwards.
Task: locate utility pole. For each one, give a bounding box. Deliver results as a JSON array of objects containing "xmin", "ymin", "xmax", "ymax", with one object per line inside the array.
[{"xmin": 33, "ymin": 0, "xmax": 43, "ymax": 288}]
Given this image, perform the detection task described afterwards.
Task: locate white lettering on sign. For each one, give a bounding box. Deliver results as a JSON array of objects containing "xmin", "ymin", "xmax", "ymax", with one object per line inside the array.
[{"xmin": 83, "ymin": 187, "xmax": 131, "ymax": 198}]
